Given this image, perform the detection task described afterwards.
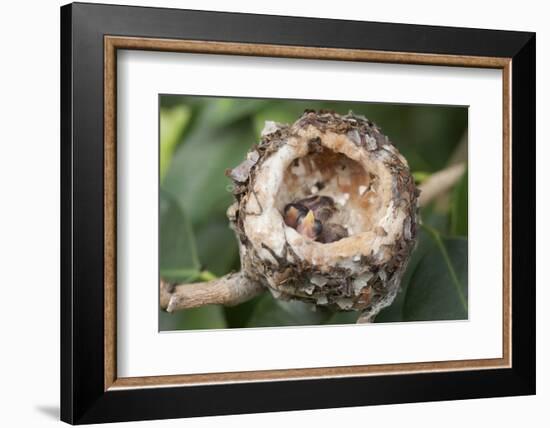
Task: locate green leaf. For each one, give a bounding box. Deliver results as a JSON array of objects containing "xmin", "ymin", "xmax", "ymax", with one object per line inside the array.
[
  {"xmin": 375, "ymin": 228, "xmax": 434, "ymax": 323},
  {"xmin": 246, "ymin": 293, "xmax": 331, "ymax": 327},
  {"xmin": 450, "ymin": 169, "xmax": 468, "ymax": 236},
  {"xmin": 403, "ymin": 227, "xmax": 468, "ymax": 321},
  {"xmin": 160, "ymin": 305, "xmax": 227, "ymax": 331},
  {"xmin": 160, "ymin": 268, "xmax": 202, "ymax": 282},
  {"xmin": 412, "ymin": 171, "xmax": 431, "ymax": 184},
  {"xmin": 163, "ymin": 121, "xmax": 255, "ymax": 225},
  {"xmin": 407, "ymin": 107, "xmax": 468, "ymax": 172},
  {"xmin": 159, "ymin": 191, "xmax": 200, "ymax": 271},
  {"xmin": 420, "ymin": 202, "xmax": 451, "ymax": 236},
  {"xmin": 159, "ymin": 105, "xmax": 191, "ymax": 181},
  {"xmin": 224, "ymin": 294, "xmax": 265, "ymax": 328},
  {"xmin": 160, "ymin": 268, "xmax": 217, "ymax": 283},
  {"xmin": 196, "ymin": 98, "xmax": 269, "ymax": 129},
  {"xmin": 322, "ymin": 311, "xmax": 359, "ymax": 325},
  {"xmin": 195, "ymin": 221, "xmax": 240, "ymax": 276}
]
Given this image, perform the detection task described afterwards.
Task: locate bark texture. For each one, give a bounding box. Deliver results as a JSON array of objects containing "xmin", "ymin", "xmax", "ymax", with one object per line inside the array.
[{"xmin": 161, "ymin": 273, "xmax": 263, "ymax": 312}]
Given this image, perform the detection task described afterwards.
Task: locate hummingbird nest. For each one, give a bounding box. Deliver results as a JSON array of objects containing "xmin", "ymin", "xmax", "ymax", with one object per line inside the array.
[{"xmin": 226, "ymin": 110, "xmax": 419, "ymax": 321}]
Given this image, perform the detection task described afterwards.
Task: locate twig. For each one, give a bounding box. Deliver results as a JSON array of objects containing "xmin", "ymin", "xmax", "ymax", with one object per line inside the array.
[
  {"xmin": 418, "ymin": 162, "xmax": 465, "ymax": 207},
  {"xmin": 447, "ymin": 131, "xmax": 468, "ymax": 166},
  {"xmin": 160, "ymin": 272, "xmax": 264, "ymax": 313},
  {"xmin": 357, "ymin": 312, "xmax": 374, "ymax": 324}
]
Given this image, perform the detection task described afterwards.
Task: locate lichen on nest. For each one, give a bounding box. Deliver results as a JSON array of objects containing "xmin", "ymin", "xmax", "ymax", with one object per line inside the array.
[{"xmin": 226, "ymin": 110, "xmax": 419, "ymax": 321}]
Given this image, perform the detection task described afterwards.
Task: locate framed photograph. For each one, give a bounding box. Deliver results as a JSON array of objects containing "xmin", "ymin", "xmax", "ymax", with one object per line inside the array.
[{"xmin": 60, "ymin": 2, "xmax": 535, "ymax": 424}]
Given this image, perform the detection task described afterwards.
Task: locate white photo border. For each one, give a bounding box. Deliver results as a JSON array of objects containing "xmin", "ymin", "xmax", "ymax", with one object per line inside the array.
[{"xmin": 116, "ymin": 49, "xmax": 503, "ymax": 378}]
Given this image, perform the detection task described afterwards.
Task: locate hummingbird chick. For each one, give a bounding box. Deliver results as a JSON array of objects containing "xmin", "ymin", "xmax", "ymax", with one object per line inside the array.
[
  {"xmin": 299, "ymin": 195, "xmax": 336, "ymax": 222},
  {"xmin": 283, "ymin": 195, "xmax": 347, "ymax": 243},
  {"xmin": 283, "ymin": 203, "xmax": 309, "ymax": 228},
  {"xmin": 318, "ymin": 223, "xmax": 349, "ymax": 243},
  {"xmin": 296, "ymin": 209, "xmax": 323, "ymax": 240}
]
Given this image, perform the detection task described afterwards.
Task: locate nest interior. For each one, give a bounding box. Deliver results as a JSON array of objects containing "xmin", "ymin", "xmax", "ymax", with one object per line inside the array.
[
  {"xmin": 276, "ymin": 143, "xmax": 386, "ymax": 238},
  {"xmin": 245, "ymin": 125, "xmax": 399, "ymax": 268}
]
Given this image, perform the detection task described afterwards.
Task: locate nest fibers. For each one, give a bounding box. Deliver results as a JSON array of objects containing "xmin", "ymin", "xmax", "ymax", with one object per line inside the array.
[{"xmin": 227, "ymin": 110, "xmax": 419, "ymax": 321}]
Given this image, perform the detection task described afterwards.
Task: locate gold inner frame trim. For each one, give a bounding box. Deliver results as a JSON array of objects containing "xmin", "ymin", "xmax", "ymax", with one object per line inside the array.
[{"xmin": 104, "ymin": 35, "xmax": 512, "ymax": 391}]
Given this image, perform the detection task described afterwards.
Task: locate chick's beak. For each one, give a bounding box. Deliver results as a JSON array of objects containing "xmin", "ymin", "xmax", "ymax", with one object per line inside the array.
[
  {"xmin": 296, "ymin": 210, "xmax": 322, "ymax": 239},
  {"xmin": 299, "ymin": 195, "xmax": 336, "ymax": 222}
]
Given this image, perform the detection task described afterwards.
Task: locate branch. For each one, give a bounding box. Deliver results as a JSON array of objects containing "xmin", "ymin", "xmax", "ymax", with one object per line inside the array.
[
  {"xmin": 160, "ymin": 272, "xmax": 264, "ymax": 313},
  {"xmin": 357, "ymin": 311, "xmax": 374, "ymax": 324},
  {"xmin": 418, "ymin": 162, "xmax": 465, "ymax": 207}
]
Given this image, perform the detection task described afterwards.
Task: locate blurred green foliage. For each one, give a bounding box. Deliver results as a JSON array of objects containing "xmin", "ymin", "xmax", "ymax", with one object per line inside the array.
[{"xmin": 159, "ymin": 95, "xmax": 468, "ymax": 331}]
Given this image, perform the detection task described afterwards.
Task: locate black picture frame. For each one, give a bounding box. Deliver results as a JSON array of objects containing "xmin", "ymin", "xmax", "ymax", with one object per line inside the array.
[{"xmin": 61, "ymin": 2, "xmax": 535, "ymax": 424}]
